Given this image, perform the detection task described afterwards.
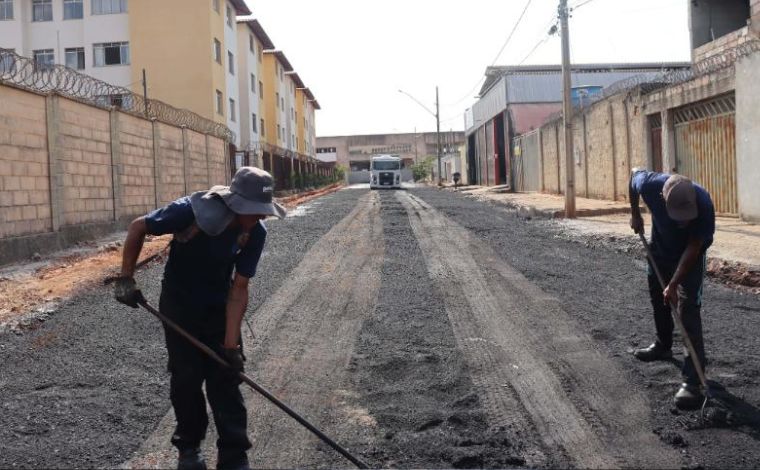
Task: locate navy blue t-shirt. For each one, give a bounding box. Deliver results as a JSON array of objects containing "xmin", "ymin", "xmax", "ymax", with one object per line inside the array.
[
  {"xmin": 631, "ymin": 171, "xmax": 715, "ymax": 262},
  {"xmin": 144, "ymin": 196, "xmax": 267, "ymax": 306}
]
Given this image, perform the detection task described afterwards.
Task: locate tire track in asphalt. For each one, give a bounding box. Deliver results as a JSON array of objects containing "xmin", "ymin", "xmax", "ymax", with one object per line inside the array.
[
  {"xmin": 398, "ymin": 190, "xmax": 680, "ymax": 469},
  {"xmin": 124, "ymin": 191, "xmax": 383, "ymax": 469}
]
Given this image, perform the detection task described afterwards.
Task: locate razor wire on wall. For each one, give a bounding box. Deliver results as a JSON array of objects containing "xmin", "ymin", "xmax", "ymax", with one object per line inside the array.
[
  {"xmin": 542, "ymin": 39, "xmax": 760, "ymax": 125},
  {"xmin": 0, "ymin": 48, "xmax": 235, "ymax": 142}
]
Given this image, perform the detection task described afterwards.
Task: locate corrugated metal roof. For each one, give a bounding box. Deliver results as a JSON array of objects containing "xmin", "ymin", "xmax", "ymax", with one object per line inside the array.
[
  {"xmin": 479, "ymin": 62, "xmax": 690, "ymax": 96},
  {"xmin": 504, "ymin": 70, "xmax": 668, "ymax": 103}
]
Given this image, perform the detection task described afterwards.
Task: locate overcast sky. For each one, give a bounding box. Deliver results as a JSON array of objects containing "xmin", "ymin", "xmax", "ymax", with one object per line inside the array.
[{"xmin": 247, "ymin": 0, "xmax": 690, "ymax": 137}]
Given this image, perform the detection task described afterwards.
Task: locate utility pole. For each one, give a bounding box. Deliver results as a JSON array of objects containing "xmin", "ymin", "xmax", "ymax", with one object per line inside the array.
[
  {"xmin": 559, "ymin": 0, "xmax": 576, "ymax": 218},
  {"xmin": 142, "ymin": 68, "xmax": 149, "ymax": 118},
  {"xmin": 414, "ymin": 126, "xmax": 418, "ymax": 163},
  {"xmin": 436, "ymin": 86, "xmax": 442, "ymax": 186}
]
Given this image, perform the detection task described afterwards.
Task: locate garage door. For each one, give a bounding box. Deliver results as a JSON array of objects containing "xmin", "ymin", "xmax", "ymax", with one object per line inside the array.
[{"xmin": 674, "ymin": 94, "xmax": 737, "ymax": 215}]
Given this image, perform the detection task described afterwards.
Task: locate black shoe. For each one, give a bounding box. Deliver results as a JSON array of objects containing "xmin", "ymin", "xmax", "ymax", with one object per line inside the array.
[
  {"xmin": 633, "ymin": 342, "xmax": 673, "ymax": 362},
  {"xmin": 674, "ymin": 383, "xmax": 704, "ymax": 410},
  {"xmin": 177, "ymin": 448, "xmax": 206, "ymax": 470}
]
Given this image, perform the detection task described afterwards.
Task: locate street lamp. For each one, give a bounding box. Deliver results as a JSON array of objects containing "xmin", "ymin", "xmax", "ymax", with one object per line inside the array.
[{"xmin": 398, "ymin": 87, "xmax": 442, "ymax": 185}]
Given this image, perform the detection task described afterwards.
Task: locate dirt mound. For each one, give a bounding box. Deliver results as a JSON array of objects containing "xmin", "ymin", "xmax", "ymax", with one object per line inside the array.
[{"xmin": 707, "ymin": 258, "xmax": 760, "ymax": 292}]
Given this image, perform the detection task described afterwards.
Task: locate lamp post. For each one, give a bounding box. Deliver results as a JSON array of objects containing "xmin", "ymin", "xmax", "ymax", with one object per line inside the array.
[{"xmin": 398, "ymin": 87, "xmax": 442, "ymax": 185}]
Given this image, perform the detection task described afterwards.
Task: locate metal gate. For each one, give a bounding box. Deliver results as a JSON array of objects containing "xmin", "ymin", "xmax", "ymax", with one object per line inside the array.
[
  {"xmin": 674, "ymin": 94, "xmax": 737, "ymax": 215},
  {"xmin": 511, "ymin": 131, "xmax": 540, "ymax": 192}
]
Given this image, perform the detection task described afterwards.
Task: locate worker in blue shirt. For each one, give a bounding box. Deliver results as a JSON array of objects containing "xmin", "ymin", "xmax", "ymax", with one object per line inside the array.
[
  {"xmin": 114, "ymin": 167, "xmax": 286, "ymax": 470},
  {"xmin": 629, "ymin": 169, "xmax": 715, "ymax": 410}
]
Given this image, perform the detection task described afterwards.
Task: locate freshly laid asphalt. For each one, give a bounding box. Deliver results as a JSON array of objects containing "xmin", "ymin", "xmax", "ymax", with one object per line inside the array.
[{"xmin": 1, "ymin": 186, "xmax": 759, "ymax": 469}]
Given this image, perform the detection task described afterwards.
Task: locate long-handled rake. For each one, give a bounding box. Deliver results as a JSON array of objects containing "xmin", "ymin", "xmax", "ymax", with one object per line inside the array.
[
  {"xmin": 637, "ymin": 232, "xmax": 712, "ymax": 416},
  {"xmin": 135, "ymin": 296, "xmax": 369, "ymax": 469}
]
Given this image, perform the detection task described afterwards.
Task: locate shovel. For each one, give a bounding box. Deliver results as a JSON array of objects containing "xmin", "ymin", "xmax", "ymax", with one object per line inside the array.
[
  {"xmin": 637, "ymin": 232, "xmax": 712, "ymax": 415},
  {"xmin": 135, "ymin": 296, "xmax": 368, "ymax": 469}
]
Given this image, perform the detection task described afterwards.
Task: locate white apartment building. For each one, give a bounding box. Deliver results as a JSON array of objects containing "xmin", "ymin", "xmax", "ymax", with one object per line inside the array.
[
  {"xmin": 0, "ymin": 0, "xmax": 131, "ymax": 87},
  {"xmin": 236, "ymin": 18, "xmax": 272, "ymax": 154}
]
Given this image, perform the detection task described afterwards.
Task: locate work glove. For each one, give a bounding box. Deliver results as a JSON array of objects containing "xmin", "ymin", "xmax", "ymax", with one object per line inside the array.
[
  {"xmin": 222, "ymin": 346, "xmax": 245, "ymax": 376},
  {"xmin": 114, "ymin": 276, "xmax": 142, "ymax": 308}
]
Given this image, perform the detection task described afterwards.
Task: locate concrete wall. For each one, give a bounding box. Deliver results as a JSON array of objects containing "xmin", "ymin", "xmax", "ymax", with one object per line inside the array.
[
  {"xmin": 0, "ymin": 83, "xmax": 230, "ymax": 264},
  {"xmin": 735, "ymin": 51, "xmax": 760, "ymax": 221},
  {"xmin": 520, "ymin": 90, "xmax": 647, "ymax": 202}
]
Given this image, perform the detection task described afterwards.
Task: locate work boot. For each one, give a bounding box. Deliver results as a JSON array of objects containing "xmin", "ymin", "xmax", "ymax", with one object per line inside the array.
[
  {"xmin": 674, "ymin": 383, "xmax": 704, "ymax": 410},
  {"xmin": 177, "ymin": 448, "xmax": 206, "ymax": 470},
  {"xmin": 633, "ymin": 342, "xmax": 673, "ymax": 362}
]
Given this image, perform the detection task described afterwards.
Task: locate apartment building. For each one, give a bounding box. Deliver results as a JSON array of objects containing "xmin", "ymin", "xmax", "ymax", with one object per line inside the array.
[
  {"xmin": 0, "ymin": 0, "xmax": 252, "ymax": 145},
  {"xmin": 0, "ymin": 1, "xmax": 321, "ymax": 159},
  {"xmin": 235, "ymin": 18, "xmax": 272, "ymax": 155}
]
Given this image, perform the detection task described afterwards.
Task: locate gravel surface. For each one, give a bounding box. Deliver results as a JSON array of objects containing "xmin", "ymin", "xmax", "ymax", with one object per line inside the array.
[
  {"xmin": 0, "ymin": 190, "xmax": 357, "ymax": 469},
  {"xmin": 416, "ymin": 187, "xmax": 760, "ymax": 469},
  {"xmin": 2, "ymin": 186, "xmax": 759, "ymax": 469}
]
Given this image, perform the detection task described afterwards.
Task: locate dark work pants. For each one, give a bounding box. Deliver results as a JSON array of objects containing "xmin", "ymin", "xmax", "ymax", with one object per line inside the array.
[
  {"xmin": 647, "ymin": 252, "xmax": 708, "ymax": 386},
  {"xmin": 159, "ymin": 287, "xmax": 251, "ymax": 469}
]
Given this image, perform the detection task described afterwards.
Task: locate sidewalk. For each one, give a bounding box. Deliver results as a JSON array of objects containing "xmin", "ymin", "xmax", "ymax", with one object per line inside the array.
[
  {"xmin": 457, "ymin": 186, "xmax": 631, "ymax": 218},
  {"xmin": 454, "ymin": 186, "xmax": 760, "ymax": 269}
]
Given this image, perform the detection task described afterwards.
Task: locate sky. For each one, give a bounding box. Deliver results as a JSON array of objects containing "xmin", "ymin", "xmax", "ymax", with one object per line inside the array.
[{"xmin": 245, "ymin": 0, "xmax": 691, "ymax": 137}]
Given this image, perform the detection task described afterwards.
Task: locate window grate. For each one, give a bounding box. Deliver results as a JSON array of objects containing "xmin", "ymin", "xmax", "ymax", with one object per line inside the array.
[{"xmin": 673, "ymin": 94, "xmax": 736, "ymax": 125}]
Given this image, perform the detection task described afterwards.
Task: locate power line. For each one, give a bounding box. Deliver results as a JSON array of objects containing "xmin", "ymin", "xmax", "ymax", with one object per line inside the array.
[
  {"xmin": 571, "ymin": 0, "xmax": 596, "ymax": 10},
  {"xmin": 490, "ymin": 0, "xmax": 534, "ymax": 65},
  {"xmin": 444, "ymin": 0, "xmax": 535, "ymax": 107}
]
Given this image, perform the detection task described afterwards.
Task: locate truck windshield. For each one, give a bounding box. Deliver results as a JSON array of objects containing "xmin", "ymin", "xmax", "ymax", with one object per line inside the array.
[{"xmin": 372, "ymin": 161, "xmax": 400, "ymax": 170}]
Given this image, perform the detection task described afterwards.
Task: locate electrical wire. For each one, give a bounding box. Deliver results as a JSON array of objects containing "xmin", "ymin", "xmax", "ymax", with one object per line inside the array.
[
  {"xmin": 571, "ymin": 0, "xmax": 597, "ymax": 11},
  {"xmin": 490, "ymin": 0, "xmax": 535, "ymax": 65},
  {"xmin": 444, "ymin": 0, "xmax": 535, "ymax": 107}
]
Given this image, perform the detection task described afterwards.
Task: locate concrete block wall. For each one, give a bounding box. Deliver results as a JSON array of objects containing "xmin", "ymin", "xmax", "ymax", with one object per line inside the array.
[
  {"xmin": 57, "ymin": 99, "xmax": 114, "ymax": 225},
  {"xmin": 0, "ymin": 86, "xmax": 52, "ymax": 238},
  {"xmin": 540, "ymin": 124, "xmax": 560, "ymax": 194},
  {"xmin": 0, "ymin": 83, "xmax": 231, "ymax": 263},
  {"xmin": 187, "ymin": 130, "xmax": 209, "ymax": 194},
  {"xmin": 119, "ymin": 113, "xmax": 157, "ymax": 217},
  {"xmin": 524, "ymin": 91, "xmax": 647, "ymax": 202},
  {"xmin": 156, "ymin": 123, "xmax": 186, "ymax": 206}
]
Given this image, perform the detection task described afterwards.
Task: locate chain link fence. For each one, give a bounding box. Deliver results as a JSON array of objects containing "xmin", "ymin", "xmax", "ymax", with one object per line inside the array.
[{"xmin": 0, "ymin": 48, "xmax": 234, "ymax": 142}]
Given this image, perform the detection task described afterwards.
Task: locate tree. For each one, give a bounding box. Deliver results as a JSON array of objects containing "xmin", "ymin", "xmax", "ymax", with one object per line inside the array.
[{"xmin": 410, "ymin": 156, "xmax": 435, "ymax": 182}]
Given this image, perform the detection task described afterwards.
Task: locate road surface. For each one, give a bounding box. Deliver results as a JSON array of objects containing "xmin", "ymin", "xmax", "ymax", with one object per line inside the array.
[{"xmin": 2, "ymin": 187, "xmax": 759, "ymax": 469}]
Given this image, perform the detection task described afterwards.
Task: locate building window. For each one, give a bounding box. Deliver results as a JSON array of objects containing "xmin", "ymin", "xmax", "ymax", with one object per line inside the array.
[
  {"xmin": 94, "ymin": 42, "xmax": 129, "ymax": 66},
  {"xmin": 212, "ymin": 0, "xmax": 219, "ymax": 12},
  {"xmin": 92, "ymin": 0, "xmax": 127, "ymax": 15},
  {"xmin": 258, "ymin": 48, "xmax": 262, "ymax": 63},
  {"xmin": 260, "ymin": 118, "xmax": 265, "ymax": 137},
  {"xmin": 252, "ymin": 113, "xmax": 257, "ymax": 133},
  {"xmin": 249, "ymin": 34, "xmax": 255, "ymax": 53},
  {"xmin": 258, "ymin": 80, "xmax": 263, "ymax": 96},
  {"xmin": 276, "ymin": 124, "xmax": 280, "ymax": 140},
  {"xmin": 229, "ymin": 98, "xmax": 236, "ymax": 122},
  {"xmin": 275, "ymin": 92, "xmax": 279, "ymax": 106},
  {"xmin": 0, "ymin": 0, "xmax": 14, "ymax": 20},
  {"xmin": 280, "ymin": 97, "xmax": 284, "ymax": 110},
  {"xmin": 64, "ymin": 0, "xmax": 83, "ymax": 19},
  {"xmin": 96, "ymin": 93, "xmax": 128, "ymax": 108},
  {"xmin": 65, "ymin": 47, "xmax": 85, "ymax": 70},
  {"xmin": 279, "ymin": 67, "xmax": 283, "ymax": 81},
  {"xmin": 33, "ymin": 49, "xmax": 55, "ymax": 70},
  {"xmin": 216, "ymin": 90, "xmax": 223, "ymax": 116},
  {"xmin": 225, "ymin": 4, "xmax": 232, "ymax": 27},
  {"xmin": 250, "ymin": 74, "xmax": 256, "ymax": 94},
  {"xmin": 32, "ymin": 0, "xmax": 52, "ymax": 21},
  {"xmin": 213, "ymin": 38, "xmax": 221, "ymax": 64},
  {"xmin": 1, "ymin": 49, "xmax": 16, "ymax": 73},
  {"xmin": 227, "ymin": 51, "xmax": 234, "ymax": 74}
]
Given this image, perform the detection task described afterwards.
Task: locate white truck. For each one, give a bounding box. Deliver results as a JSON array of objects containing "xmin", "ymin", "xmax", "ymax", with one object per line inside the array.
[{"xmin": 369, "ymin": 154, "xmax": 402, "ymax": 189}]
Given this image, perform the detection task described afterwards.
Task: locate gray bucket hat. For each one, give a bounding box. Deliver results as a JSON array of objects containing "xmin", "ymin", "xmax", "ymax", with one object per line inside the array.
[{"xmin": 189, "ymin": 167, "xmax": 287, "ymax": 236}]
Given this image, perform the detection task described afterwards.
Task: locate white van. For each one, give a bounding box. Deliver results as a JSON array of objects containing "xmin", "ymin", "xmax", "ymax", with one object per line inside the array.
[{"xmin": 369, "ymin": 154, "xmax": 402, "ymax": 189}]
